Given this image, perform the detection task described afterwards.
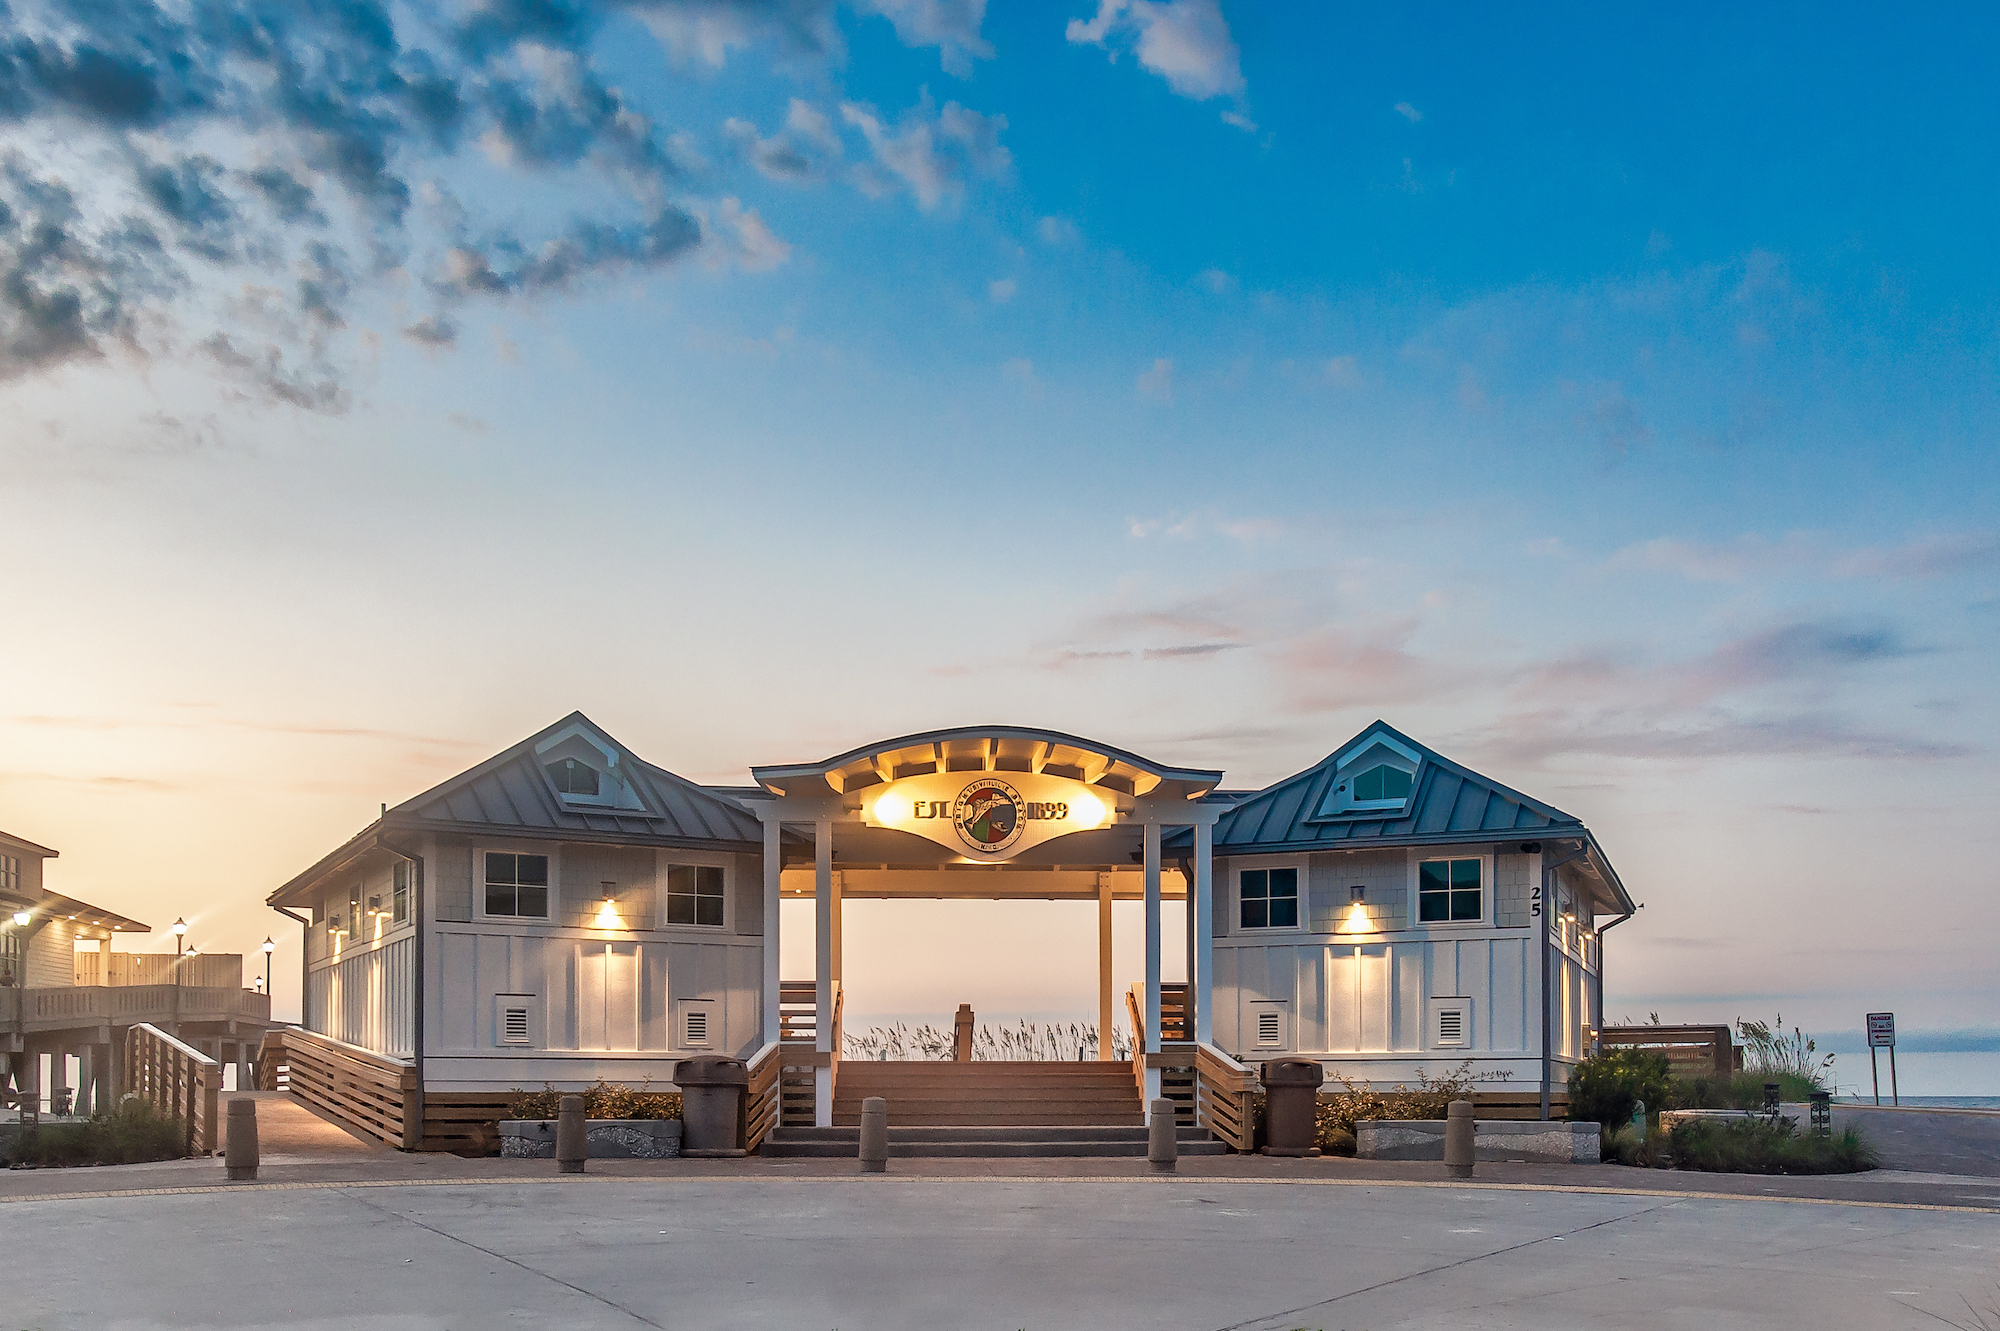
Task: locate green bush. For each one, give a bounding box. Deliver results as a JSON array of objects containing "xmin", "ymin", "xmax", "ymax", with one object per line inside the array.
[
  {"xmin": 1313, "ymin": 1060, "xmax": 1495, "ymax": 1152},
  {"xmin": 1569, "ymin": 1049, "xmax": 1672, "ymax": 1128},
  {"xmin": 1665, "ymin": 1117, "xmax": 1875, "ymax": 1174},
  {"xmin": 4, "ymin": 1098, "xmax": 188, "ymax": 1167},
  {"xmin": 507, "ymin": 1079, "xmax": 682, "ymax": 1121},
  {"xmin": 1668, "ymin": 1070, "xmax": 1823, "ymax": 1111}
]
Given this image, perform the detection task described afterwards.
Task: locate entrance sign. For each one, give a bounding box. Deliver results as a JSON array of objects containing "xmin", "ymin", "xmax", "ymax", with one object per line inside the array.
[{"xmin": 866, "ymin": 771, "xmax": 1116, "ymax": 861}]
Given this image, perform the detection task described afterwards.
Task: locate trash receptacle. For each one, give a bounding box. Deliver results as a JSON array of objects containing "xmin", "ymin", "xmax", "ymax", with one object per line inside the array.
[
  {"xmin": 677, "ymin": 1055, "xmax": 749, "ymax": 1157},
  {"xmin": 1260, "ymin": 1057, "xmax": 1324, "ymax": 1157}
]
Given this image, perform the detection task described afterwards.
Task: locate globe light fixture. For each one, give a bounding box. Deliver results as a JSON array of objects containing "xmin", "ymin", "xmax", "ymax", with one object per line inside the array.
[{"xmin": 172, "ymin": 917, "xmax": 188, "ymax": 956}]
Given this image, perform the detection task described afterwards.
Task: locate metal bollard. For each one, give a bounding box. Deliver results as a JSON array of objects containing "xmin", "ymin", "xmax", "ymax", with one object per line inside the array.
[
  {"xmin": 556, "ymin": 1094, "xmax": 587, "ymax": 1174},
  {"xmin": 1444, "ymin": 1099, "xmax": 1475, "ymax": 1178},
  {"xmin": 225, "ymin": 1098, "xmax": 260, "ymax": 1181},
  {"xmin": 859, "ymin": 1096, "xmax": 889, "ymax": 1174},
  {"xmin": 1148, "ymin": 1099, "xmax": 1178, "ymax": 1173}
]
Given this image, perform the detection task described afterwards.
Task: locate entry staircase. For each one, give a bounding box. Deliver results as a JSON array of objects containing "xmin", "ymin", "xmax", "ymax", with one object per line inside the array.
[{"xmin": 761, "ymin": 1061, "xmax": 1225, "ymax": 1158}]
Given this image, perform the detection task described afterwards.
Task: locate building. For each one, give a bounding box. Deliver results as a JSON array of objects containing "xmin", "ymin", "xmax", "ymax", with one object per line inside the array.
[
  {"xmin": 1, "ymin": 829, "xmax": 272, "ymax": 1116},
  {"xmin": 262, "ymin": 714, "xmax": 1634, "ymax": 1150}
]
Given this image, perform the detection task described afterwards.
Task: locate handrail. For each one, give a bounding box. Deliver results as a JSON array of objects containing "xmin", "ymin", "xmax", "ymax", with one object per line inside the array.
[
  {"xmin": 1125, "ymin": 985, "xmax": 1147, "ymax": 1103},
  {"xmin": 1193, "ymin": 1040, "xmax": 1257, "ymax": 1151},
  {"xmin": 743, "ymin": 1040, "xmax": 783, "ymax": 1151},
  {"xmin": 126, "ymin": 1022, "xmax": 220, "ymax": 1156}
]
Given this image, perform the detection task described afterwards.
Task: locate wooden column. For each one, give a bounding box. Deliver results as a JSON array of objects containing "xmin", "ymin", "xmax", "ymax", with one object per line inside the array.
[
  {"xmin": 1193, "ymin": 820, "xmax": 1214, "ymax": 1046},
  {"xmin": 1143, "ymin": 819, "xmax": 1162, "ymax": 1112},
  {"xmin": 762, "ymin": 813, "xmax": 782, "ymax": 1047},
  {"xmin": 1096, "ymin": 873, "xmax": 1114, "ymax": 1061},
  {"xmin": 813, "ymin": 816, "xmax": 834, "ymax": 1128}
]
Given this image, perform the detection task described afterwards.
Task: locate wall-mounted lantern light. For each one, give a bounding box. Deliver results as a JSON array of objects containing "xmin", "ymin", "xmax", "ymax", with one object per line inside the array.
[
  {"xmin": 1341, "ymin": 885, "xmax": 1369, "ymax": 933},
  {"xmin": 594, "ymin": 881, "xmax": 621, "ymax": 929},
  {"xmin": 9, "ymin": 911, "xmax": 28, "ymax": 927}
]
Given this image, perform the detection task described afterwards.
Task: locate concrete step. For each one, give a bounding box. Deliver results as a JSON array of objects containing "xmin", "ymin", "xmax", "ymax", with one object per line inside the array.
[{"xmin": 761, "ymin": 1124, "xmax": 1229, "ymax": 1158}]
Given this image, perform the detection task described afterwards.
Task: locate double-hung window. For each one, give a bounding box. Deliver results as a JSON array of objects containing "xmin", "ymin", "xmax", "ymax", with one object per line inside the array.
[
  {"xmin": 485, "ymin": 853, "xmax": 550, "ymax": 918},
  {"xmin": 1418, "ymin": 858, "xmax": 1482, "ymax": 923},
  {"xmin": 666, "ymin": 865, "xmax": 726, "ymax": 927},
  {"xmin": 1239, "ymin": 867, "xmax": 1299, "ymax": 929},
  {"xmin": 392, "ymin": 861, "xmax": 411, "ymax": 924}
]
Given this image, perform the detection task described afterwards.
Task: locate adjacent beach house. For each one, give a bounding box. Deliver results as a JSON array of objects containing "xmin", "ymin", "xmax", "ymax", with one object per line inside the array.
[{"xmin": 261, "ymin": 714, "xmax": 1633, "ymax": 1151}]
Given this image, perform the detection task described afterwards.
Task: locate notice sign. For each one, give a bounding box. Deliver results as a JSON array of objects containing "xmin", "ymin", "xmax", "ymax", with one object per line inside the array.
[{"xmin": 1866, "ymin": 1012, "xmax": 1896, "ymax": 1048}]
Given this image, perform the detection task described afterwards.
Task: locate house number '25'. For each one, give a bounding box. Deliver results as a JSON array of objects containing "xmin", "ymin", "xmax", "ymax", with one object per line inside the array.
[{"xmin": 1530, "ymin": 885, "xmax": 1542, "ymax": 917}]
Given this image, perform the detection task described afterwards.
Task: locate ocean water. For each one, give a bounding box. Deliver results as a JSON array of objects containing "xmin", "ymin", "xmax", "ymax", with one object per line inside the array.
[{"xmin": 1840, "ymin": 1094, "xmax": 2000, "ymax": 1110}]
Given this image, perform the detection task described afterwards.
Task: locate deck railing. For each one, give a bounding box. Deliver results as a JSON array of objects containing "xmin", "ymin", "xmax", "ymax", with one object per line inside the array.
[
  {"xmin": 743, "ymin": 1041, "xmax": 782, "ymax": 1151},
  {"xmin": 260, "ymin": 1025, "xmax": 419, "ymax": 1148},
  {"xmin": 777, "ymin": 979, "xmax": 839, "ymax": 1125},
  {"xmin": 1194, "ymin": 1042, "xmax": 1257, "ymax": 1151},
  {"xmin": 125, "ymin": 1022, "xmax": 219, "ymax": 1156}
]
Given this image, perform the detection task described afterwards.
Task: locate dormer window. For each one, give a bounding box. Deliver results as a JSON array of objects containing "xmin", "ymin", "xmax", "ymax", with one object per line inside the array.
[
  {"xmin": 547, "ymin": 757, "xmax": 600, "ymax": 797},
  {"xmin": 1351, "ymin": 764, "xmax": 1412, "ymax": 802}
]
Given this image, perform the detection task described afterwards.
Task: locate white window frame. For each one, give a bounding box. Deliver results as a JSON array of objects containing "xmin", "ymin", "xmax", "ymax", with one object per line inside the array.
[
  {"xmin": 657, "ymin": 850, "xmax": 731, "ymax": 932},
  {"xmin": 1234, "ymin": 858, "xmax": 1308, "ymax": 934},
  {"xmin": 532, "ymin": 723, "xmax": 649, "ymax": 813},
  {"xmin": 1409, "ymin": 849, "xmax": 1492, "ymax": 929},
  {"xmin": 1315, "ymin": 732, "xmax": 1424, "ymax": 819},
  {"xmin": 476, "ymin": 845, "xmax": 560, "ymax": 923}
]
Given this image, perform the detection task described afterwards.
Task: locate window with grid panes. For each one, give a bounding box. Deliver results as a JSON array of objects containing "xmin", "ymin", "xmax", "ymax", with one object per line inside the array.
[
  {"xmin": 1238, "ymin": 867, "xmax": 1299, "ymax": 929},
  {"xmin": 1418, "ymin": 858, "xmax": 1482, "ymax": 923},
  {"xmin": 484, "ymin": 852, "xmax": 550, "ymax": 918},
  {"xmin": 666, "ymin": 864, "xmax": 725, "ymax": 927}
]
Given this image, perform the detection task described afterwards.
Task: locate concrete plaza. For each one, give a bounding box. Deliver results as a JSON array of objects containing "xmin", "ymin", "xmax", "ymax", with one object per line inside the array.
[{"xmin": 6, "ymin": 1171, "xmax": 1998, "ymax": 1330}]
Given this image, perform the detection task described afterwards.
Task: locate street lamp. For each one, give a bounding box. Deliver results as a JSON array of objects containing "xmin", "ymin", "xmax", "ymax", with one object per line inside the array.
[
  {"xmin": 172, "ymin": 917, "xmax": 188, "ymax": 956},
  {"xmin": 261, "ymin": 937, "xmax": 275, "ymax": 995}
]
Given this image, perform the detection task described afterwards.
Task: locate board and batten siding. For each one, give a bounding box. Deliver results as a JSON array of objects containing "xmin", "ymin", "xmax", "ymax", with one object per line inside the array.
[{"xmin": 308, "ymin": 935, "xmax": 415, "ymax": 1057}]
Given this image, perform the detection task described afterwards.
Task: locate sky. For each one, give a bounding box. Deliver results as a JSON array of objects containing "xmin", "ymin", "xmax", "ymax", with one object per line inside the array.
[{"xmin": 2, "ymin": 0, "xmax": 1996, "ymax": 1094}]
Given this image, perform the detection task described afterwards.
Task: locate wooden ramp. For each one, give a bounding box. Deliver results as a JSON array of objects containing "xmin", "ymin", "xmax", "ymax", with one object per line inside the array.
[{"xmin": 832, "ymin": 1061, "xmax": 1143, "ymax": 1128}]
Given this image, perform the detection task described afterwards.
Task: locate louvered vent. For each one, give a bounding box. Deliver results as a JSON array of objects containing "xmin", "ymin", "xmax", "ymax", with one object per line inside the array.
[
  {"xmin": 1257, "ymin": 1010, "xmax": 1281, "ymax": 1046},
  {"xmin": 501, "ymin": 1008, "xmax": 530, "ymax": 1045},
  {"xmin": 1439, "ymin": 1009, "xmax": 1463, "ymax": 1044},
  {"xmin": 685, "ymin": 1008, "xmax": 708, "ymax": 1045}
]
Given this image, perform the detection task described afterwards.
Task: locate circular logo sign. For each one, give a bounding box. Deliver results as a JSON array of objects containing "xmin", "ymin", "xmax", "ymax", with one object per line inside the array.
[{"xmin": 953, "ymin": 779, "xmax": 1024, "ymax": 855}]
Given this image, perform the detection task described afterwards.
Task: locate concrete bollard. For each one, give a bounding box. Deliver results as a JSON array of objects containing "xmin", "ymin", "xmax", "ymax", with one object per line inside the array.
[
  {"xmin": 556, "ymin": 1094, "xmax": 587, "ymax": 1174},
  {"xmin": 859, "ymin": 1096, "xmax": 889, "ymax": 1174},
  {"xmin": 225, "ymin": 1098, "xmax": 260, "ymax": 1181},
  {"xmin": 1148, "ymin": 1099, "xmax": 1178, "ymax": 1173},
  {"xmin": 1444, "ymin": 1099, "xmax": 1475, "ymax": 1178}
]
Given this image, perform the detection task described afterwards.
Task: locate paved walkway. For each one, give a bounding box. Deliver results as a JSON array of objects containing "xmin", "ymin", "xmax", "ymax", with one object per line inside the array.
[
  {"xmin": 5, "ymin": 1174, "xmax": 1996, "ymax": 1329},
  {"xmin": 1831, "ymin": 1103, "xmax": 2000, "ymax": 1177}
]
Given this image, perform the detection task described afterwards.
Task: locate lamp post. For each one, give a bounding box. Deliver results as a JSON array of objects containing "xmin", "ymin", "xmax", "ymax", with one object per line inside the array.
[
  {"xmin": 172, "ymin": 917, "xmax": 187, "ymax": 957},
  {"xmin": 261, "ymin": 937, "xmax": 275, "ymax": 996}
]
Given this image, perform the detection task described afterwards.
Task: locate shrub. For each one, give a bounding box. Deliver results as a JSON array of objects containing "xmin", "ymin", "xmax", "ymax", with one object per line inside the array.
[
  {"xmin": 1569, "ymin": 1048, "xmax": 1673, "ymax": 1128},
  {"xmin": 1668, "ymin": 1070, "xmax": 1824, "ymax": 1111},
  {"xmin": 507, "ymin": 1079, "xmax": 682, "ymax": 1121},
  {"xmin": 1314, "ymin": 1060, "xmax": 1498, "ymax": 1151},
  {"xmin": 1665, "ymin": 1117, "xmax": 1875, "ymax": 1175},
  {"xmin": 4, "ymin": 1098, "xmax": 188, "ymax": 1167}
]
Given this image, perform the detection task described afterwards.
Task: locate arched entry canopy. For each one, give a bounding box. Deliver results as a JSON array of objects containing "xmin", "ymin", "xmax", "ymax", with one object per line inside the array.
[
  {"xmin": 743, "ymin": 727, "xmax": 1229, "ymax": 1119},
  {"xmin": 750, "ymin": 726, "xmax": 1223, "ymax": 898}
]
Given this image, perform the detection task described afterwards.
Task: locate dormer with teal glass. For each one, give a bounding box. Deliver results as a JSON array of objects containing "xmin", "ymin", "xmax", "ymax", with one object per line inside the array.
[{"xmin": 1311, "ymin": 728, "xmax": 1423, "ymax": 820}]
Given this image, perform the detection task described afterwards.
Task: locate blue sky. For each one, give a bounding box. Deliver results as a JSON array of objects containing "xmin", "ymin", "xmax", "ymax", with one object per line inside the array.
[{"xmin": 2, "ymin": 0, "xmax": 1996, "ymax": 1090}]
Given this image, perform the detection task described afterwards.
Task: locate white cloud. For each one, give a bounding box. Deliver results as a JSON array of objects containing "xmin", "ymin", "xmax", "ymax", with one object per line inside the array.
[
  {"xmin": 1067, "ymin": 0, "xmax": 1248, "ymax": 111},
  {"xmin": 1323, "ymin": 354, "xmax": 1363, "ymax": 388},
  {"xmin": 841, "ymin": 97, "xmax": 1011, "ymax": 211},
  {"xmin": 1037, "ymin": 215, "xmax": 1081, "ymax": 246},
  {"xmin": 1197, "ymin": 267, "xmax": 1236, "ymax": 294},
  {"xmin": 1394, "ymin": 101, "xmax": 1422, "ymax": 123},
  {"xmin": 703, "ymin": 197, "xmax": 791, "ymax": 271},
  {"xmin": 724, "ymin": 99, "xmax": 843, "ymax": 182},
  {"xmin": 988, "ymin": 277, "xmax": 1017, "ymax": 303},
  {"xmin": 1002, "ymin": 356, "xmax": 1041, "ymax": 398},
  {"xmin": 1137, "ymin": 356, "xmax": 1173, "ymax": 402},
  {"xmin": 865, "ymin": 0, "xmax": 995, "ymax": 77}
]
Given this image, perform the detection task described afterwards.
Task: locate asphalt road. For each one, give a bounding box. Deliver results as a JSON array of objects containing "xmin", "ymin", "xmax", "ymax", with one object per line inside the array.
[
  {"xmin": 7, "ymin": 1177, "xmax": 1997, "ymax": 1330},
  {"xmin": 1834, "ymin": 1105, "xmax": 2000, "ymax": 1177}
]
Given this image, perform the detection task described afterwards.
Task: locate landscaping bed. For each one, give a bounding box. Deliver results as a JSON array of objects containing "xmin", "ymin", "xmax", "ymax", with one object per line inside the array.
[{"xmin": 2, "ymin": 1100, "xmax": 188, "ymax": 1169}]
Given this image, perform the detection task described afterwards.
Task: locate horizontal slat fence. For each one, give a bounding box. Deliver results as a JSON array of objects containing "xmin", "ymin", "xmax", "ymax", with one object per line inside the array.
[
  {"xmin": 259, "ymin": 1026, "xmax": 416, "ymax": 1148},
  {"xmin": 1600, "ymin": 1025, "xmax": 1739, "ymax": 1078}
]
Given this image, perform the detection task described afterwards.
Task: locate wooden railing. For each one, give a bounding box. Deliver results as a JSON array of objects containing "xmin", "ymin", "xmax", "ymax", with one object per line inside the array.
[
  {"xmin": 78, "ymin": 953, "xmax": 245, "ymax": 989},
  {"xmin": 1194, "ymin": 1042, "xmax": 1256, "ymax": 1151},
  {"xmin": 744, "ymin": 1041, "xmax": 782, "ymax": 1151},
  {"xmin": 260, "ymin": 1025, "xmax": 419, "ymax": 1149},
  {"xmin": 777, "ymin": 979, "xmax": 840, "ymax": 1126},
  {"xmin": 1126, "ymin": 983, "xmax": 1197, "ymax": 1126},
  {"xmin": 17, "ymin": 984, "xmax": 269, "ymax": 1033},
  {"xmin": 1601, "ymin": 1025, "xmax": 1739, "ymax": 1078},
  {"xmin": 125, "ymin": 1022, "xmax": 219, "ymax": 1156}
]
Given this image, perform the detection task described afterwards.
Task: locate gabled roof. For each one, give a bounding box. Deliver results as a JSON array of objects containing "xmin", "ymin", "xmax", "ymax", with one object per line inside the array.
[
  {"xmin": 0, "ymin": 829, "xmax": 60, "ymax": 859},
  {"xmin": 1174, "ymin": 720, "xmax": 1635, "ymax": 913},
  {"xmin": 388, "ymin": 712, "xmax": 765, "ymax": 845},
  {"xmin": 752, "ymin": 725, "xmax": 1223, "ymax": 801}
]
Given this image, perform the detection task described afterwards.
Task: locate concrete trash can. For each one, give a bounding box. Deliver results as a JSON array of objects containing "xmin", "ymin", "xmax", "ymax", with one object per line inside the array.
[
  {"xmin": 1260, "ymin": 1057, "xmax": 1324, "ymax": 1157},
  {"xmin": 677, "ymin": 1055, "xmax": 750, "ymax": 1157}
]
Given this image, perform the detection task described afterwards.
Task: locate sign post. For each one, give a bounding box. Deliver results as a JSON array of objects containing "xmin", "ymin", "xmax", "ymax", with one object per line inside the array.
[{"xmin": 1866, "ymin": 1012, "xmax": 1897, "ymax": 1106}]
